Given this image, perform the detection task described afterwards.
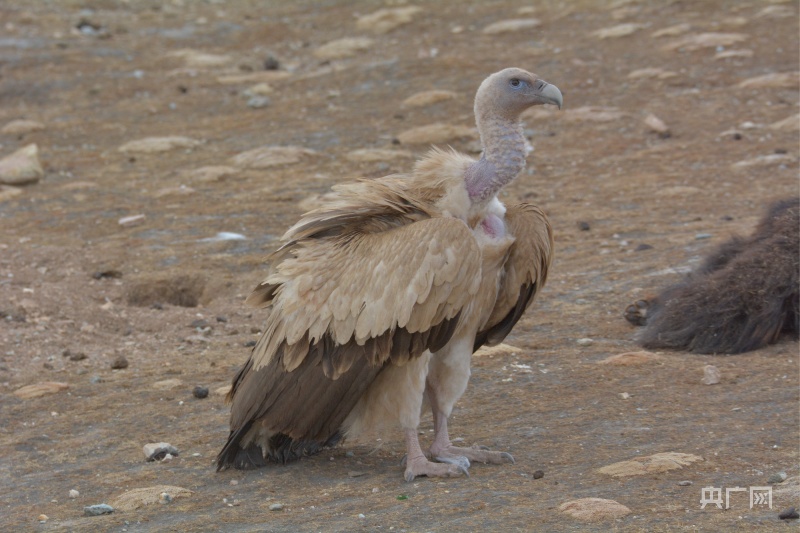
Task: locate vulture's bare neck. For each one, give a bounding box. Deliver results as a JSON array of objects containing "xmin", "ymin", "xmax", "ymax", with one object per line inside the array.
[{"xmin": 465, "ymin": 113, "xmax": 526, "ymax": 203}]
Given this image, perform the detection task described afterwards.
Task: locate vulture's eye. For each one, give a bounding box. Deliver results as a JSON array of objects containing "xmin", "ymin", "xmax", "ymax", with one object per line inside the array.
[{"xmin": 509, "ymin": 78, "xmax": 521, "ymax": 88}]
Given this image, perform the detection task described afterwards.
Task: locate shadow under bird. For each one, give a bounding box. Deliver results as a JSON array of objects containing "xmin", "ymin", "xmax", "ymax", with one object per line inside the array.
[{"xmin": 217, "ymin": 68, "xmax": 562, "ymax": 481}]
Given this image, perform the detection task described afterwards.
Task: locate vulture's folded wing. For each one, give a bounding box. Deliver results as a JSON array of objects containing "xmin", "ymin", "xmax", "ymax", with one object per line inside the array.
[
  {"xmin": 474, "ymin": 203, "xmax": 553, "ymax": 350},
  {"xmin": 246, "ymin": 217, "xmax": 483, "ymax": 378}
]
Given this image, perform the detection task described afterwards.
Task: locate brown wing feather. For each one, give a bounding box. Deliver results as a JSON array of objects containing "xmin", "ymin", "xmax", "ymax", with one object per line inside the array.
[{"xmin": 474, "ymin": 203, "xmax": 553, "ymax": 351}]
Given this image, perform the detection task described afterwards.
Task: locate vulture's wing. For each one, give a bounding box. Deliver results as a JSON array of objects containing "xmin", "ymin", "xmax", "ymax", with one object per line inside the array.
[
  {"xmin": 222, "ymin": 217, "xmax": 483, "ymax": 456},
  {"xmin": 474, "ymin": 203, "xmax": 553, "ymax": 351}
]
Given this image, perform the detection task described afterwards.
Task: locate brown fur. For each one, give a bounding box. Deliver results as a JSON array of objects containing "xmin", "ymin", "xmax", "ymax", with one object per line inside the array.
[{"xmin": 627, "ymin": 198, "xmax": 799, "ymax": 354}]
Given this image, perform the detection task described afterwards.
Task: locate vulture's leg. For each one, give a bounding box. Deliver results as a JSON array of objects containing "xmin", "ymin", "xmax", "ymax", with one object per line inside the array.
[
  {"xmin": 427, "ymin": 339, "xmax": 515, "ymax": 466},
  {"xmin": 403, "ymin": 427, "xmax": 468, "ymax": 482}
]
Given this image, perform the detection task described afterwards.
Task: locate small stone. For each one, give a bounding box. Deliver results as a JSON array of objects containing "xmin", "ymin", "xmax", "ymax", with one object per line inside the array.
[
  {"xmin": 118, "ymin": 136, "xmax": 202, "ymax": 154},
  {"xmin": 264, "ymin": 56, "xmax": 280, "ymax": 70},
  {"xmin": 193, "ymin": 386, "xmax": 209, "ymax": 399},
  {"xmin": 216, "ymin": 316, "xmax": 228, "ymax": 323},
  {"xmin": 533, "ymin": 470, "xmax": 544, "ymax": 479},
  {"xmin": 38, "ymin": 514, "xmax": 48, "ymax": 523},
  {"xmin": 356, "ymin": 7, "xmax": 422, "ymax": 34},
  {"xmin": 2, "ymin": 119, "xmax": 45, "ymax": 135},
  {"xmin": 314, "ymin": 37, "xmax": 374, "ymax": 60},
  {"xmin": 111, "ymin": 356, "xmax": 129, "ymax": 370},
  {"xmin": 348, "ymin": 471, "xmax": 367, "ymax": 478},
  {"xmin": 695, "ymin": 233, "xmax": 712, "ymax": 240},
  {"xmin": 214, "ymin": 385, "xmax": 232, "ymax": 396},
  {"xmin": 576, "ymin": 338, "xmax": 594, "ymax": 346},
  {"xmin": 143, "ymin": 442, "xmax": 180, "ymax": 461},
  {"xmin": 152, "ymin": 378, "xmax": 183, "ymax": 390},
  {"xmin": 159, "ymin": 492, "xmax": 172, "ymax": 504},
  {"xmin": 230, "ymin": 480, "xmax": 238, "ymax": 486},
  {"xmin": 119, "ymin": 214, "xmax": 146, "ymax": 227},
  {"xmin": 738, "ymin": 72, "xmax": 799, "ymax": 90},
  {"xmin": 635, "ymin": 243, "xmax": 653, "ymax": 251},
  {"xmin": 247, "ymin": 96, "xmax": 271, "ymax": 109},
  {"xmin": 269, "ymin": 503, "xmax": 284, "ymax": 511},
  {"xmin": 779, "ymin": 507, "xmax": 799, "ymax": 520},
  {"xmin": 482, "ymin": 18, "xmax": 541, "ymax": 35},
  {"xmin": 0, "ymin": 144, "xmax": 44, "ymax": 186},
  {"xmin": 13, "ymin": 381, "xmax": 69, "ymax": 399},
  {"xmin": 167, "ymin": 49, "xmax": 232, "ymax": 68},
  {"xmin": 69, "ymin": 489, "xmax": 80, "ymax": 498},
  {"xmin": 644, "ymin": 114, "xmax": 670, "ymax": 137},
  {"xmin": 358, "ymin": 513, "xmax": 366, "ymax": 519},
  {"xmin": 702, "ymin": 364, "xmax": 721, "ymax": 385},
  {"xmin": 190, "ymin": 319, "xmax": 209, "ymax": 328},
  {"xmin": 83, "ymin": 504, "xmax": 114, "ymax": 516},
  {"xmin": 593, "ymin": 23, "xmax": 644, "ymax": 39},
  {"xmin": 559, "ymin": 498, "xmax": 631, "ymax": 522},
  {"xmin": 619, "ymin": 392, "xmax": 631, "ymax": 400},
  {"xmin": 768, "ymin": 472, "xmax": 788, "ymax": 484},
  {"xmin": 577, "ymin": 221, "xmax": 591, "ymax": 231},
  {"xmin": 678, "ymin": 480, "xmax": 693, "ymax": 486}
]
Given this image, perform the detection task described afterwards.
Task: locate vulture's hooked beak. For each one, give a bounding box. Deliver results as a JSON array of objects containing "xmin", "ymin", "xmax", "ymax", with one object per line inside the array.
[{"xmin": 534, "ymin": 81, "xmax": 563, "ymax": 110}]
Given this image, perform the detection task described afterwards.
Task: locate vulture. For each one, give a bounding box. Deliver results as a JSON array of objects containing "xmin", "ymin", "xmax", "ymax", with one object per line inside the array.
[
  {"xmin": 625, "ymin": 197, "xmax": 799, "ymax": 354},
  {"xmin": 217, "ymin": 68, "xmax": 561, "ymax": 481}
]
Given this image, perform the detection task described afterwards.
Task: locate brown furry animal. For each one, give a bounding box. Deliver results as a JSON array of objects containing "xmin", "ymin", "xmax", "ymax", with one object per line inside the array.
[{"xmin": 625, "ymin": 198, "xmax": 799, "ymax": 354}]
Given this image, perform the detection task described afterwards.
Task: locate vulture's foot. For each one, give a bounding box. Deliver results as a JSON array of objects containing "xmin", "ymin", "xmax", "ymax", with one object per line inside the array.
[
  {"xmin": 433, "ymin": 444, "xmax": 515, "ymax": 465},
  {"xmin": 404, "ymin": 455, "xmax": 469, "ymax": 482},
  {"xmin": 624, "ymin": 299, "xmax": 650, "ymax": 327}
]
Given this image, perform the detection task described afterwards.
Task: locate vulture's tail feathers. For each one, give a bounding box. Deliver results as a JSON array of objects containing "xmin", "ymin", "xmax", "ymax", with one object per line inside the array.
[{"xmin": 216, "ymin": 421, "xmax": 265, "ymax": 471}]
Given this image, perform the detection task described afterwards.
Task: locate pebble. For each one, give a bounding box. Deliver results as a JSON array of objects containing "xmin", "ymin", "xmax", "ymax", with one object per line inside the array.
[
  {"xmin": 577, "ymin": 221, "xmax": 590, "ymax": 231},
  {"xmin": 264, "ymin": 56, "xmax": 280, "ymax": 70},
  {"xmin": 559, "ymin": 498, "xmax": 631, "ymax": 522},
  {"xmin": 143, "ymin": 442, "xmax": 180, "ymax": 461},
  {"xmin": 111, "ymin": 355, "xmax": 129, "ymax": 369},
  {"xmin": 533, "ymin": 470, "xmax": 544, "ymax": 479},
  {"xmin": 193, "ymin": 386, "xmax": 209, "ymax": 399},
  {"xmin": 738, "ymin": 71, "xmax": 799, "ymax": 89},
  {"xmin": 593, "ymin": 23, "xmax": 644, "ymax": 39},
  {"xmin": 119, "ymin": 214, "xmax": 146, "ymax": 227},
  {"xmin": 2, "ymin": 119, "xmax": 45, "ymax": 135},
  {"xmin": 38, "ymin": 514, "xmax": 48, "ymax": 523},
  {"xmin": 0, "ymin": 185, "xmax": 23, "ymax": 201},
  {"xmin": 678, "ymin": 480, "xmax": 693, "ymax": 486},
  {"xmin": 356, "ymin": 7, "xmax": 422, "ymax": 34},
  {"xmin": 314, "ymin": 37, "xmax": 374, "ymax": 60},
  {"xmin": 576, "ymin": 338, "xmax": 594, "ymax": 346},
  {"xmin": 644, "ymin": 114, "xmax": 670, "ymax": 137},
  {"xmin": 768, "ymin": 472, "xmax": 788, "ymax": 484},
  {"xmin": 152, "ymin": 378, "xmax": 183, "ymax": 390},
  {"xmin": 702, "ymin": 364, "xmax": 721, "ymax": 385},
  {"xmin": 358, "ymin": 513, "xmax": 366, "ymax": 519},
  {"xmin": 695, "ymin": 233, "xmax": 712, "ymax": 240},
  {"xmin": 635, "ymin": 243, "xmax": 653, "ymax": 251},
  {"xmin": 84, "ymin": 504, "xmax": 114, "ymax": 516},
  {"xmin": 13, "ymin": 381, "xmax": 69, "ymax": 399},
  {"xmin": 247, "ymin": 96, "xmax": 271, "ymax": 109},
  {"xmin": 160, "ymin": 492, "xmax": 172, "ymax": 504},
  {"xmin": 89, "ymin": 376, "xmax": 103, "ymax": 384},
  {"xmin": 482, "ymin": 18, "xmax": 541, "ymax": 35},
  {"xmin": 269, "ymin": 503, "xmax": 284, "ymax": 511},
  {"xmin": 166, "ymin": 49, "xmax": 232, "ymax": 68},
  {"xmin": 779, "ymin": 507, "xmax": 799, "ymax": 520},
  {"xmin": 69, "ymin": 489, "xmax": 80, "ymax": 498},
  {"xmin": 118, "ymin": 136, "xmax": 202, "ymax": 154},
  {"xmin": 0, "ymin": 143, "xmax": 44, "ymax": 186}
]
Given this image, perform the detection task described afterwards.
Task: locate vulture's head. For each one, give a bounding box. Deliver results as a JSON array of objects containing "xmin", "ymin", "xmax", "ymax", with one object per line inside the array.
[{"xmin": 475, "ymin": 68, "xmax": 563, "ymax": 120}]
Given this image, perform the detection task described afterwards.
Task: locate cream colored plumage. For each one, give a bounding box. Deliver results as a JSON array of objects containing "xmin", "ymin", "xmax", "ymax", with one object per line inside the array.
[{"xmin": 217, "ymin": 68, "xmax": 561, "ymax": 480}]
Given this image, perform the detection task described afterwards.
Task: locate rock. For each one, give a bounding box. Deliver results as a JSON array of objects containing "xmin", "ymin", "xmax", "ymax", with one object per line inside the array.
[
  {"xmin": 598, "ymin": 452, "xmax": 703, "ymax": 477},
  {"xmin": 779, "ymin": 508, "xmax": 799, "ymax": 520},
  {"xmin": 396, "ymin": 123, "xmax": 476, "ymax": 144},
  {"xmin": 313, "ymin": 38, "xmax": 374, "ymax": 60},
  {"xmin": 482, "ymin": 18, "xmax": 541, "ymax": 35},
  {"xmin": 474, "ymin": 343, "xmax": 521, "ymax": 357},
  {"xmin": 533, "ymin": 470, "xmax": 544, "ymax": 479},
  {"xmin": 143, "ymin": 442, "xmax": 180, "ymax": 461},
  {"xmin": 348, "ymin": 470, "xmax": 367, "ymax": 478},
  {"xmin": 183, "ymin": 165, "xmax": 240, "ymax": 183},
  {"xmin": 109, "ymin": 485, "xmax": 192, "ymax": 511},
  {"xmin": 345, "ymin": 148, "xmax": 412, "ymax": 163},
  {"xmin": 651, "ymin": 23, "xmax": 691, "ymax": 38},
  {"xmin": 193, "ymin": 386, "xmax": 209, "ymax": 399},
  {"xmin": 662, "ymin": 33, "xmax": 748, "ymax": 52},
  {"xmin": 231, "ymin": 145, "xmax": 317, "ymax": 169},
  {"xmin": 111, "ymin": 356, "xmax": 129, "ymax": 370},
  {"xmin": 732, "ymin": 154, "xmax": 794, "ymax": 169},
  {"xmin": 628, "ymin": 68, "xmax": 677, "ymax": 80},
  {"xmin": 715, "ymin": 49, "xmax": 753, "ymax": 60},
  {"xmin": 69, "ymin": 489, "xmax": 80, "ymax": 498},
  {"xmin": 768, "ymin": 472, "xmax": 788, "ymax": 484},
  {"xmin": 559, "ymin": 498, "xmax": 631, "ymax": 522},
  {"xmin": 701, "ymin": 364, "xmax": 721, "ymax": 385},
  {"xmin": 577, "ymin": 221, "xmax": 591, "ymax": 231},
  {"xmin": 0, "ymin": 185, "xmax": 23, "ymax": 202},
  {"xmin": 167, "ymin": 49, "xmax": 232, "ymax": 68},
  {"xmin": 247, "ymin": 96, "xmax": 271, "ymax": 109},
  {"xmin": 269, "ymin": 503, "xmax": 284, "ymax": 511},
  {"xmin": 576, "ymin": 338, "xmax": 593, "ymax": 346},
  {"xmin": 0, "ymin": 144, "xmax": 44, "ymax": 185},
  {"xmin": 770, "ymin": 114, "xmax": 800, "ymax": 131},
  {"xmin": 356, "ymin": 7, "xmax": 422, "ymax": 34},
  {"xmin": 38, "ymin": 514, "xmax": 48, "ymax": 523},
  {"xmin": 593, "ymin": 23, "xmax": 644, "ymax": 39},
  {"xmin": 118, "ymin": 137, "xmax": 202, "ymax": 154},
  {"xmin": 152, "ymin": 378, "xmax": 183, "ymax": 390},
  {"xmin": 215, "ymin": 385, "xmax": 232, "ymax": 397},
  {"xmin": 13, "ymin": 381, "xmax": 69, "ymax": 399},
  {"xmin": 562, "ymin": 106, "xmax": 627, "ymax": 122},
  {"xmin": 83, "ymin": 504, "xmax": 114, "ymax": 516},
  {"xmin": 738, "ymin": 72, "xmax": 799, "ymax": 89},
  {"xmin": 678, "ymin": 480, "xmax": 693, "ymax": 486},
  {"xmin": 118, "ymin": 214, "xmax": 146, "ymax": 226},
  {"xmin": 598, "ymin": 351, "xmax": 661, "ymax": 366},
  {"xmin": 2, "ymin": 119, "xmax": 45, "ymax": 135},
  {"xmin": 199, "ymin": 232, "xmax": 247, "ymax": 242},
  {"xmin": 243, "ymin": 83, "xmax": 273, "ymax": 96},
  {"xmin": 402, "ymin": 90, "xmax": 458, "ymax": 108},
  {"xmin": 644, "ymin": 114, "xmax": 670, "ymax": 136}
]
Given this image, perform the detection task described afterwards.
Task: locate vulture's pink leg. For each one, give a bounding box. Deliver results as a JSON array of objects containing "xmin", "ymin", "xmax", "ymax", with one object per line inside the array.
[
  {"xmin": 403, "ymin": 428, "xmax": 468, "ymax": 482},
  {"xmin": 427, "ymin": 382, "xmax": 515, "ymax": 467}
]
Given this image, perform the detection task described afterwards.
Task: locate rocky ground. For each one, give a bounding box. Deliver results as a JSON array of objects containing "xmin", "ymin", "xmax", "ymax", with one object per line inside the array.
[{"xmin": 1, "ymin": 1, "xmax": 798, "ymax": 531}]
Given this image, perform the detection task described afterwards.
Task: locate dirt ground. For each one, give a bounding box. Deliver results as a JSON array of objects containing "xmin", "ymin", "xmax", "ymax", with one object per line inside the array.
[{"xmin": 1, "ymin": 1, "xmax": 798, "ymax": 531}]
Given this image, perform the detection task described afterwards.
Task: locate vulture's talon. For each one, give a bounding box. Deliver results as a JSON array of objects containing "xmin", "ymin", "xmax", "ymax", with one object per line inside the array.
[
  {"xmin": 400, "ymin": 454, "xmax": 407, "ymax": 467},
  {"xmin": 435, "ymin": 454, "xmax": 471, "ymax": 471},
  {"xmin": 500, "ymin": 452, "xmax": 515, "ymax": 464}
]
